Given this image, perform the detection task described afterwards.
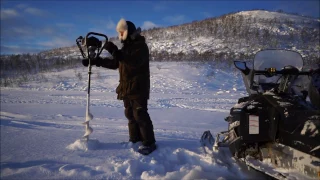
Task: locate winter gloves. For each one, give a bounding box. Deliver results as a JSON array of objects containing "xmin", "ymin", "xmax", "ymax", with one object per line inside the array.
[
  {"xmin": 104, "ymin": 41, "xmax": 118, "ymax": 55},
  {"xmin": 81, "ymin": 57, "xmax": 102, "ymax": 67},
  {"xmin": 81, "ymin": 41, "xmax": 118, "ymax": 67}
]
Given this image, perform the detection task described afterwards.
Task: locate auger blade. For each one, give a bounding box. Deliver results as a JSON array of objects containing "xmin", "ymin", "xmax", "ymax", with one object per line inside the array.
[
  {"xmin": 83, "ymin": 125, "xmax": 93, "ymax": 138},
  {"xmin": 82, "ymin": 121, "xmax": 89, "ymax": 125},
  {"xmin": 86, "ymin": 112, "xmax": 93, "ymax": 122}
]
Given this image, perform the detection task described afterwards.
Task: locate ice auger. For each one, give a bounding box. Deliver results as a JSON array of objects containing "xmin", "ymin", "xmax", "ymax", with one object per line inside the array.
[{"xmin": 76, "ymin": 32, "xmax": 108, "ymax": 141}]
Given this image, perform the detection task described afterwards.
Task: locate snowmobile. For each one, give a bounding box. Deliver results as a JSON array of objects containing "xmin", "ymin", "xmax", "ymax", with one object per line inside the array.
[{"xmin": 201, "ymin": 49, "xmax": 320, "ymax": 179}]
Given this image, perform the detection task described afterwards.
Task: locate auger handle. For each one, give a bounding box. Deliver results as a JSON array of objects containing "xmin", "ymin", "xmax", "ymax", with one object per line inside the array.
[
  {"xmin": 85, "ymin": 32, "xmax": 108, "ymax": 58},
  {"xmin": 85, "ymin": 32, "xmax": 108, "ymax": 40},
  {"xmin": 76, "ymin": 36, "xmax": 86, "ymax": 58}
]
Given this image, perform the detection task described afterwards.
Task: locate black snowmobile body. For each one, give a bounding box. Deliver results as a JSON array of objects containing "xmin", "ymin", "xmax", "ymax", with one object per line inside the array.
[
  {"xmin": 227, "ymin": 92, "xmax": 320, "ymax": 158},
  {"xmin": 201, "ymin": 49, "xmax": 320, "ymax": 179}
]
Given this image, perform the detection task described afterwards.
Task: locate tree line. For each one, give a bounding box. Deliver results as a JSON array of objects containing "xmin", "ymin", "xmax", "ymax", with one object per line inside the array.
[{"xmin": 0, "ymin": 54, "xmax": 81, "ymax": 87}]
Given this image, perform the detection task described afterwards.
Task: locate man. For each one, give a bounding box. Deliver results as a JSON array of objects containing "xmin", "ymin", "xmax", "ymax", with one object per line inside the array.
[{"xmin": 82, "ymin": 18, "xmax": 156, "ymax": 155}]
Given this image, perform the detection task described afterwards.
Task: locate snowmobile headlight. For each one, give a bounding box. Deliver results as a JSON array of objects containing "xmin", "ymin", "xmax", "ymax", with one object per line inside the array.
[
  {"xmin": 265, "ymin": 67, "xmax": 277, "ymax": 77},
  {"xmin": 269, "ymin": 67, "xmax": 276, "ymax": 73}
]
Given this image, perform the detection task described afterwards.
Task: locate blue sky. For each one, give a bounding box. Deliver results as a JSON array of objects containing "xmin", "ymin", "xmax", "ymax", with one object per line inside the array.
[{"xmin": 1, "ymin": 0, "xmax": 319, "ymax": 54}]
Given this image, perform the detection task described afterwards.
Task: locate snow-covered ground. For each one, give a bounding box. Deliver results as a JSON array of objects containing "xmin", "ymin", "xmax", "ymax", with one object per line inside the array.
[{"xmin": 1, "ymin": 61, "xmax": 272, "ymax": 179}]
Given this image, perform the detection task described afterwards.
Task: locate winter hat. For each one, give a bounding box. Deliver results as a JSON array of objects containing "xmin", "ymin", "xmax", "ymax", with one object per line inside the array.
[{"xmin": 116, "ymin": 18, "xmax": 140, "ymax": 41}]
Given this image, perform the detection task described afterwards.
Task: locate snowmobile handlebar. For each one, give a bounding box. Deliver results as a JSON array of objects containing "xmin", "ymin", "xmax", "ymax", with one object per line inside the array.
[{"xmin": 254, "ymin": 67, "xmax": 311, "ymax": 77}]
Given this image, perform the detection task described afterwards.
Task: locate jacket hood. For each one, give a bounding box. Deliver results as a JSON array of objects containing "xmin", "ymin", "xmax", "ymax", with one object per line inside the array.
[{"xmin": 116, "ymin": 18, "xmax": 141, "ymax": 42}]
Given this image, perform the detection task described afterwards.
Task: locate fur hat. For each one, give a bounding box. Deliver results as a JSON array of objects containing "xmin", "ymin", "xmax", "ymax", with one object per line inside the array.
[{"xmin": 116, "ymin": 18, "xmax": 141, "ymax": 41}]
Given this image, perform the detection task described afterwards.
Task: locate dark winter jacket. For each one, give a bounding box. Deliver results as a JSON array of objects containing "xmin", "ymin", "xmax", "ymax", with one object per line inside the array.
[{"xmin": 99, "ymin": 35, "xmax": 150, "ymax": 100}]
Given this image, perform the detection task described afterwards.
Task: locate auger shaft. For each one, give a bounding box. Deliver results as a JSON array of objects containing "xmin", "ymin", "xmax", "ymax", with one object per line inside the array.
[{"xmin": 83, "ymin": 64, "xmax": 93, "ymax": 141}]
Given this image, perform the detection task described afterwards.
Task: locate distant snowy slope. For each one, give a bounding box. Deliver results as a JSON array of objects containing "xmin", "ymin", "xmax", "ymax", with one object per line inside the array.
[
  {"xmin": 36, "ymin": 10, "xmax": 319, "ymax": 64},
  {"xmin": 238, "ymin": 10, "xmax": 319, "ymax": 22},
  {"xmin": 144, "ymin": 10, "xmax": 319, "ymax": 59}
]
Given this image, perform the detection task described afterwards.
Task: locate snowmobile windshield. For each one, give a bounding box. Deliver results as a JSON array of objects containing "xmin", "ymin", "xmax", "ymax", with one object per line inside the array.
[
  {"xmin": 253, "ymin": 49, "xmax": 303, "ymax": 71},
  {"xmin": 251, "ymin": 50, "xmax": 305, "ymax": 93}
]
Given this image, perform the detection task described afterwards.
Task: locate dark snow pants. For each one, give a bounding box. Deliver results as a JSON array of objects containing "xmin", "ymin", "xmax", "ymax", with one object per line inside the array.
[{"xmin": 124, "ymin": 98, "xmax": 156, "ymax": 146}]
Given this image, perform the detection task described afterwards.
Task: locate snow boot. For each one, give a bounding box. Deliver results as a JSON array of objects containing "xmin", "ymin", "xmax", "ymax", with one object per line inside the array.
[{"xmin": 138, "ymin": 143, "xmax": 157, "ymax": 155}]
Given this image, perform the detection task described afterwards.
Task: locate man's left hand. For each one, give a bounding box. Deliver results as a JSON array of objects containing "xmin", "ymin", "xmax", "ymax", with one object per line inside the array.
[{"xmin": 104, "ymin": 41, "xmax": 118, "ymax": 55}]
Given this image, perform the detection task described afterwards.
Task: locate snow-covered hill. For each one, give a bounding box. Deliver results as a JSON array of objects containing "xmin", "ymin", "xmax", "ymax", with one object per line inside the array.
[
  {"xmin": 238, "ymin": 10, "xmax": 318, "ymax": 22},
  {"xmin": 37, "ymin": 10, "xmax": 319, "ymax": 64},
  {"xmin": 144, "ymin": 10, "xmax": 319, "ymax": 59}
]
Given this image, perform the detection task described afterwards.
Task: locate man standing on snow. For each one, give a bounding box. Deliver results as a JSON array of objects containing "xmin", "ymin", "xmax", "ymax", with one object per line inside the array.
[{"xmin": 82, "ymin": 18, "xmax": 156, "ymax": 155}]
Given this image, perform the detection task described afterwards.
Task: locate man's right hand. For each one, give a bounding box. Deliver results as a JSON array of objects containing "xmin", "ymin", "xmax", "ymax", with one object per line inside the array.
[{"xmin": 104, "ymin": 41, "xmax": 118, "ymax": 55}]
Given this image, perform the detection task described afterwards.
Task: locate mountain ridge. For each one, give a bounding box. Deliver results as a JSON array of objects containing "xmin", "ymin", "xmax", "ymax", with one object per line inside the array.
[{"xmin": 3, "ymin": 10, "xmax": 320, "ymax": 65}]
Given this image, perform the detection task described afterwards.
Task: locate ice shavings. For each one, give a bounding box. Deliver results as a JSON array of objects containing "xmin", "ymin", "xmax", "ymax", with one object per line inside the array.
[{"xmin": 66, "ymin": 139, "xmax": 100, "ymax": 151}]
